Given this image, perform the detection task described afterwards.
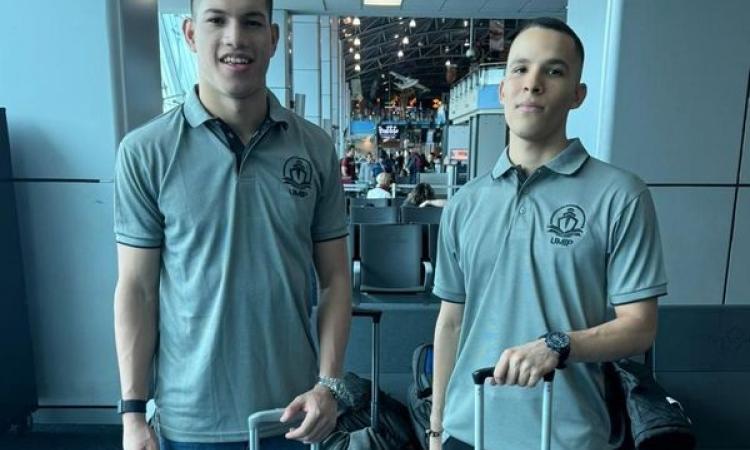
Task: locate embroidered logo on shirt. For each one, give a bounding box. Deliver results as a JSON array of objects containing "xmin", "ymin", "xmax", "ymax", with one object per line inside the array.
[
  {"xmin": 547, "ymin": 205, "xmax": 586, "ymax": 247},
  {"xmin": 282, "ymin": 157, "xmax": 313, "ymax": 198}
]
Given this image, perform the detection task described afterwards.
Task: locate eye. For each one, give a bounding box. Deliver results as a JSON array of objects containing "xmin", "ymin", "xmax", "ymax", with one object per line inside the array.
[
  {"xmin": 547, "ymin": 67, "xmax": 565, "ymax": 76},
  {"xmin": 511, "ymin": 66, "xmax": 527, "ymax": 74},
  {"xmin": 244, "ymin": 19, "xmax": 263, "ymax": 27},
  {"xmin": 206, "ymin": 16, "xmax": 225, "ymax": 25}
]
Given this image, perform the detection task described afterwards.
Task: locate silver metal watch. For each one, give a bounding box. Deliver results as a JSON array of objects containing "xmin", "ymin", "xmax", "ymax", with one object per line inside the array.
[{"xmin": 317, "ymin": 376, "xmax": 351, "ymax": 405}]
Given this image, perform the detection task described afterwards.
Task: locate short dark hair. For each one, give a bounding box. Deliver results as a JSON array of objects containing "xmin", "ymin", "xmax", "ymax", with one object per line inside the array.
[
  {"xmin": 405, "ymin": 183, "xmax": 435, "ymax": 206},
  {"xmin": 190, "ymin": 0, "xmax": 273, "ymax": 21},
  {"xmin": 511, "ymin": 17, "xmax": 584, "ymax": 72}
]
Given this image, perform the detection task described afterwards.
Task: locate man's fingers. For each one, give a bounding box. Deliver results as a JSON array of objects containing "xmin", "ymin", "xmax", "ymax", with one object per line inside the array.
[
  {"xmin": 285, "ymin": 407, "xmax": 319, "ymax": 440},
  {"xmin": 280, "ymin": 396, "xmax": 305, "ymax": 423},
  {"xmin": 494, "ymin": 350, "xmax": 511, "ymax": 384}
]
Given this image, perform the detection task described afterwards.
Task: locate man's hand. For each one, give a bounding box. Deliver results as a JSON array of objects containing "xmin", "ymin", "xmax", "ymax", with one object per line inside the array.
[
  {"xmin": 281, "ymin": 384, "xmax": 337, "ymax": 443},
  {"xmin": 122, "ymin": 414, "xmax": 158, "ymax": 450},
  {"xmin": 493, "ymin": 339, "xmax": 558, "ymax": 388}
]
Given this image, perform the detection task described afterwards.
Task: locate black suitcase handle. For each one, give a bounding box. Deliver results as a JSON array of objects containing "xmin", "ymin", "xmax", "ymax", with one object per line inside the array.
[{"xmin": 472, "ymin": 367, "xmax": 555, "ymax": 385}]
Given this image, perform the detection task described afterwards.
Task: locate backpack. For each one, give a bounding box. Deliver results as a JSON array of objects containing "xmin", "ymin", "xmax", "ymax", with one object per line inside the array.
[{"xmin": 406, "ymin": 343, "xmax": 434, "ymax": 449}]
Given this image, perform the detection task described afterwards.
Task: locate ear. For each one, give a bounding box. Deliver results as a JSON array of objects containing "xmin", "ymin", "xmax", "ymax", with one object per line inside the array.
[
  {"xmin": 499, "ymin": 79, "xmax": 506, "ymax": 105},
  {"xmin": 571, "ymin": 82, "xmax": 587, "ymax": 109},
  {"xmin": 270, "ymin": 23, "xmax": 280, "ymax": 57},
  {"xmin": 183, "ymin": 17, "xmax": 197, "ymax": 53}
]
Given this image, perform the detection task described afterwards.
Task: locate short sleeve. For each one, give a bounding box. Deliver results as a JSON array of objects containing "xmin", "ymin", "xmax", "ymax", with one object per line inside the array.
[
  {"xmin": 113, "ymin": 140, "xmax": 164, "ymax": 248},
  {"xmin": 432, "ymin": 202, "xmax": 466, "ymax": 303},
  {"xmin": 311, "ymin": 141, "xmax": 348, "ymax": 242},
  {"xmin": 607, "ymin": 189, "xmax": 668, "ymax": 304}
]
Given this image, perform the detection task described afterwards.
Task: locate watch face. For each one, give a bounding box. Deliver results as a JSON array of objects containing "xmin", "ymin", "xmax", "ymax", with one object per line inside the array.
[{"xmin": 547, "ymin": 332, "xmax": 569, "ymax": 350}]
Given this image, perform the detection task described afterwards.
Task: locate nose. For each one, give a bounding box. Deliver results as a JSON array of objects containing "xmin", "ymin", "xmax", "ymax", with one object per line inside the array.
[
  {"xmin": 523, "ymin": 68, "xmax": 544, "ymax": 94},
  {"xmin": 222, "ymin": 20, "xmax": 246, "ymax": 48}
]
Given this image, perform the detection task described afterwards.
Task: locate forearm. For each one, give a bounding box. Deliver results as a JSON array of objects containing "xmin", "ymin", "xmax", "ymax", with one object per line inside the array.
[
  {"xmin": 317, "ymin": 272, "xmax": 352, "ymax": 378},
  {"xmin": 568, "ymin": 300, "xmax": 657, "ymax": 363},
  {"xmin": 114, "ymin": 283, "xmax": 158, "ymax": 402},
  {"xmin": 430, "ymin": 308, "xmax": 461, "ymax": 429}
]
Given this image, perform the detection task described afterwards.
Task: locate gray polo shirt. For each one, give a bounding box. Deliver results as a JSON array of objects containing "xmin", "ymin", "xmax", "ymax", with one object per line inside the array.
[
  {"xmin": 114, "ymin": 88, "xmax": 347, "ymax": 442},
  {"xmin": 433, "ymin": 139, "xmax": 667, "ymax": 450}
]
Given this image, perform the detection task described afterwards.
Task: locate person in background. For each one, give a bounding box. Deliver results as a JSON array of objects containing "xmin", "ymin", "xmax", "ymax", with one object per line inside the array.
[
  {"xmin": 366, "ymin": 172, "xmax": 393, "ymax": 199},
  {"xmin": 358, "ymin": 152, "xmax": 375, "ymax": 186},
  {"xmin": 340, "ymin": 145, "xmax": 357, "ymax": 184},
  {"xmin": 403, "ymin": 183, "xmax": 435, "ymax": 207}
]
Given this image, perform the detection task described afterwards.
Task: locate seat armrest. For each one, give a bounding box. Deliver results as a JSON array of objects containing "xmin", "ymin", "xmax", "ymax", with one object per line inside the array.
[
  {"xmin": 353, "ymin": 260, "xmax": 361, "ymax": 291},
  {"xmin": 422, "ymin": 261, "xmax": 434, "ymax": 291}
]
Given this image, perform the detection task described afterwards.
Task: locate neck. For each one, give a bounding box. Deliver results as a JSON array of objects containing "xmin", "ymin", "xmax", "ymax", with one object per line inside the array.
[
  {"xmin": 198, "ymin": 86, "xmax": 268, "ymax": 144},
  {"xmin": 507, "ymin": 131, "xmax": 569, "ymax": 175}
]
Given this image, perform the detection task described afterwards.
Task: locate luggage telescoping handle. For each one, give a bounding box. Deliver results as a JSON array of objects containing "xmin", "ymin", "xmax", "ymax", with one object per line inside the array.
[
  {"xmin": 247, "ymin": 408, "xmax": 320, "ymax": 450},
  {"xmin": 472, "ymin": 368, "xmax": 556, "ymax": 450},
  {"xmin": 352, "ymin": 307, "xmax": 382, "ymax": 432}
]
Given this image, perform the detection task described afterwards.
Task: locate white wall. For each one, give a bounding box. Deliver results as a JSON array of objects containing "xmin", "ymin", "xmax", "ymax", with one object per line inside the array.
[
  {"xmin": 292, "ymin": 15, "xmax": 322, "ymax": 126},
  {"xmin": 0, "ymin": 0, "xmax": 161, "ymax": 421},
  {"xmin": 568, "ymin": 0, "xmax": 750, "ymax": 305}
]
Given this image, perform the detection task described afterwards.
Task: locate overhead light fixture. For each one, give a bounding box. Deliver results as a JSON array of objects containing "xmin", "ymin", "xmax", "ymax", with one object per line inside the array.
[
  {"xmin": 353, "ymin": 17, "xmax": 361, "ymax": 26},
  {"xmin": 354, "ymin": 52, "xmax": 361, "ymax": 60},
  {"xmin": 464, "ymin": 40, "xmax": 470, "ymax": 47},
  {"xmin": 402, "ymin": 36, "xmax": 409, "ymax": 45},
  {"xmin": 381, "ymin": 73, "xmax": 386, "ymax": 78},
  {"xmin": 463, "ymin": 19, "xmax": 469, "ymax": 27},
  {"xmin": 445, "ymin": 59, "xmax": 451, "ymax": 66},
  {"xmin": 445, "ymin": 45, "xmax": 450, "ymax": 52},
  {"xmin": 349, "ymin": 47, "xmax": 354, "ymax": 53},
  {"xmin": 355, "ymin": 64, "xmax": 361, "ymax": 71},
  {"xmin": 363, "ymin": 0, "xmax": 403, "ymax": 5},
  {"xmin": 397, "ymin": 50, "xmax": 404, "ymax": 58},
  {"xmin": 394, "ymin": 33, "xmax": 400, "ymax": 39},
  {"xmin": 354, "ymin": 37, "xmax": 361, "ymax": 46},
  {"xmin": 417, "ymin": 41, "xmax": 423, "ymax": 47},
  {"xmin": 409, "ymin": 19, "xmax": 416, "ymax": 28}
]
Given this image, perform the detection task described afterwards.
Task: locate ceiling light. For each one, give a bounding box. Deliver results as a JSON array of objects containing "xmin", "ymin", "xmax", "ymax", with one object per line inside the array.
[
  {"xmin": 354, "ymin": 37, "xmax": 361, "ymax": 46},
  {"xmin": 363, "ymin": 0, "xmax": 403, "ymax": 5},
  {"xmin": 445, "ymin": 46, "xmax": 450, "ymax": 52},
  {"xmin": 353, "ymin": 17, "xmax": 361, "ymax": 26},
  {"xmin": 355, "ymin": 64, "xmax": 361, "ymax": 71},
  {"xmin": 463, "ymin": 20, "xmax": 469, "ymax": 27},
  {"xmin": 417, "ymin": 41, "xmax": 423, "ymax": 47},
  {"xmin": 397, "ymin": 50, "xmax": 404, "ymax": 58},
  {"xmin": 381, "ymin": 73, "xmax": 386, "ymax": 79},
  {"xmin": 445, "ymin": 59, "xmax": 451, "ymax": 66},
  {"xmin": 394, "ymin": 33, "xmax": 400, "ymax": 39},
  {"xmin": 464, "ymin": 40, "xmax": 470, "ymax": 47},
  {"xmin": 402, "ymin": 36, "xmax": 409, "ymax": 45},
  {"xmin": 409, "ymin": 19, "xmax": 416, "ymax": 28},
  {"xmin": 354, "ymin": 52, "xmax": 361, "ymax": 60},
  {"xmin": 349, "ymin": 47, "xmax": 354, "ymax": 53}
]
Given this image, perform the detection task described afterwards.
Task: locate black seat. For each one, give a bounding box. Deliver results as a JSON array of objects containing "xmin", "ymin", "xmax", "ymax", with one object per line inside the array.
[
  {"xmin": 352, "ymin": 224, "xmax": 433, "ymax": 293},
  {"xmin": 400, "ymin": 206, "xmax": 442, "ymax": 224},
  {"xmin": 350, "ymin": 197, "xmax": 389, "ymax": 209},
  {"xmin": 350, "ymin": 206, "xmax": 399, "ymax": 224}
]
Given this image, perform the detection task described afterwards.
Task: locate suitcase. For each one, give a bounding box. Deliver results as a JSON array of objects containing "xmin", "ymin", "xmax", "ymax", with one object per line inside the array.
[
  {"xmin": 472, "ymin": 367, "xmax": 556, "ymax": 450},
  {"xmin": 247, "ymin": 307, "xmax": 383, "ymax": 450}
]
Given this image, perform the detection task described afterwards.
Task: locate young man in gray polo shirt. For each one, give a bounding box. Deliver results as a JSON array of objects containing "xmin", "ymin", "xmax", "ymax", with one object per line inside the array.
[
  {"xmin": 429, "ymin": 18, "xmax": 667, "ymax": 450},
  {"xmin": 113, "ymin": 0, "xmax": 351, "ymax": 449}
]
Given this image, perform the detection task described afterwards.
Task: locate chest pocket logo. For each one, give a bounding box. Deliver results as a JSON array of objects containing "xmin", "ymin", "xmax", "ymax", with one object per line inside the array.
[
  {"xmin": 282, "ymin": 157, "xmax": 313, "ymax": 198},
  {"xmin": 547, "ymin": 204, "xmax": 586, "ymax": 247}
]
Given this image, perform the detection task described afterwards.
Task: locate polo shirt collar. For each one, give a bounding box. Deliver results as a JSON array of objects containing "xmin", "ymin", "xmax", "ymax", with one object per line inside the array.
[
  {"xmin": 491, "ymin": 138, "xmax": 589, "ymax": 180},
  {"xmin": 183, "ymin": 85, "xmax": 291, "ymax": 129}
]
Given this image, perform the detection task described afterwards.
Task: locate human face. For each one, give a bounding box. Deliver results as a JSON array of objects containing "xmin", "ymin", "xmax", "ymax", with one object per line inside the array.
[
  {"xmin": 184, "ymin": 0, "xmax": 278, "ymax": 103},
  {"xmin": 500, "ymin": 27, "xmax": 586, "ymax": 145}
]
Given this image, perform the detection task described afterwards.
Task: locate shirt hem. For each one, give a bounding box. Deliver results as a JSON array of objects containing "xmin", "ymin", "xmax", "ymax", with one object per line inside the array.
[
  {"xmin": 115, "ymin": 236, "xmax": 162, "ymax": 249},
  {"xmin": 609, "ymin": 284, "xmax": 667, "ymax": 305},
  {"xmin": 432, "ymin": 287, "xmax": 466, "ymax": 303}
]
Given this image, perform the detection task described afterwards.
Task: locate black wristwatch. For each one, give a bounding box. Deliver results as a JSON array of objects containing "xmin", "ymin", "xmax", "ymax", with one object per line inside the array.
[
  {"xmin": 117, "ymin": 399, "xmax": 147, "ymax": 415},
  {"xmin": 542, "ymin": 331, "xmax": 571, "ymax": 369}
]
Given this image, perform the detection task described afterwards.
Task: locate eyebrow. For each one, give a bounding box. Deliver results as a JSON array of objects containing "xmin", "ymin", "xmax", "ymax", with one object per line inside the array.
[
  {"xmin": 202, "ymin": 8, "xmax": 267, "ymax": 19},
  {"xmin": 508, "ymin": 57, "xmax": 570, "ymax": 69}
]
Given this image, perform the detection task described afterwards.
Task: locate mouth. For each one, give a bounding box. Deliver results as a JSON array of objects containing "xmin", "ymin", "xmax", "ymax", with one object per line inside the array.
[
  {"xmin": 219, "ymin": 54, "xmax": 254, "ymax": 67},
  {"xmin": 517, "ymin": 102, "xmax": 543, "ymax": 113}
]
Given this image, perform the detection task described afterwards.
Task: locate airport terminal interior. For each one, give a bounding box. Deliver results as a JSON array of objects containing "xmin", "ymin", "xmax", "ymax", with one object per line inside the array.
[{"xmin": 1, "ymin": 0, "xmax": 749, "ymax": 449}]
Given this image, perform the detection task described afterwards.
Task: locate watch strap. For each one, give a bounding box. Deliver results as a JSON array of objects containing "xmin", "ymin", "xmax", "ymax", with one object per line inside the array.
[{"xmin": 117, "ymin": 399, "xmax": 147, "ymax": 414}]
